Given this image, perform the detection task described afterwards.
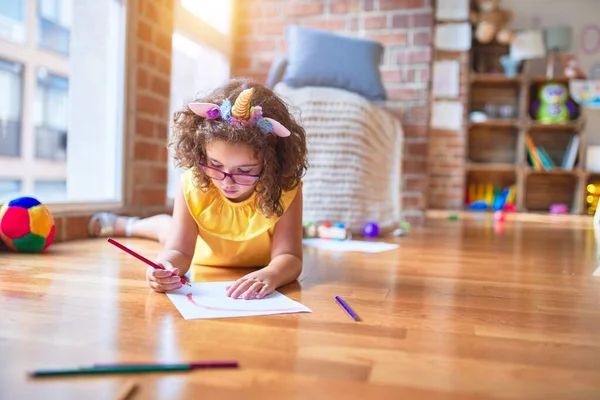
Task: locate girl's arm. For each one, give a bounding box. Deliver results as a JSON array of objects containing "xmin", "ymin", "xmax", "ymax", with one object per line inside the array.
[
  {"xmin": 267, "ymin": 183, "xmax": 304, "ymax": 284},
  {"xmin": 148, "ymin": 181, "xmax": 198, "ymax": 292},
  {"xmin": 226, "ymin": 185, "xmax": 304, "ymax": 299}
]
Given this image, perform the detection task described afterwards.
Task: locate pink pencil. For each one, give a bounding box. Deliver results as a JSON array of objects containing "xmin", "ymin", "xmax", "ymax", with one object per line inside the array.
[{"xmin": 107, "ymin": 237, "xmax": 190, "ymax": 286}]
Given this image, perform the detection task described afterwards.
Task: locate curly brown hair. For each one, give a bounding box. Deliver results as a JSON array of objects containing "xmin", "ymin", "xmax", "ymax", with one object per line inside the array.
[{"xmin": 170, "ymin": 78, "xmax": 308, "ymax": 218}]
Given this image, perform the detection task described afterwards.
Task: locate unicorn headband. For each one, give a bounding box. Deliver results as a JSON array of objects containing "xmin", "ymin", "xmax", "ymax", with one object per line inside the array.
[{"xmin": 188, "ymin": 87, "xmax": 291, "ymax": 137}]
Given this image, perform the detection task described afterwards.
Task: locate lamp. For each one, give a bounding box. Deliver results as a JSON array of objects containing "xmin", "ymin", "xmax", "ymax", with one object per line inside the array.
[{"xmin": 544, "ymin": 26, "xmax": 572, "ymax": 79}]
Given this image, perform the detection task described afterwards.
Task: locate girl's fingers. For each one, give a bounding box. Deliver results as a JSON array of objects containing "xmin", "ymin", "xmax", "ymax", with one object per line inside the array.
[
  {"xmin": 229, "ymin": 279, "xmax": 255, "ymax": 299},
  {"xmin": 156, "ymin": 275, "xmax": 183, "ymax": 285},
  {"xmin": 149, "ymin": 281, "xmax": 165, "ymax": 292},
  {"xmin": 149, "ymin": 281, "xmax": 182, "ymax": 293},
  {"xmin": 256, "ymin": 283, "xmax": 272, "ymax": 299},
  {"xmin": 151, "ymin": 269, "xmax": 174, "ymax": 279},
  {"xmin": 243, "ymin": 281, "xmax": 264, "ymax": 300},
  {"xmin": 226, "ymin": 279, "xmax": 246, "ymax": 297}
]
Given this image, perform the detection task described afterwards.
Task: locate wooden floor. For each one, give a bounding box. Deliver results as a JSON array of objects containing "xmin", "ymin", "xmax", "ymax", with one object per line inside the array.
[{"xmin": 1, "ymin": 216, "xmax": 600, "ymax": 399}]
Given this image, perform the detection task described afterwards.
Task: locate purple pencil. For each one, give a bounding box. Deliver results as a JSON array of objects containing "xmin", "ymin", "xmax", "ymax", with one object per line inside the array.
[{"xmin": 335, "ymin": 296, "xmax": 360, "ymax": 321}]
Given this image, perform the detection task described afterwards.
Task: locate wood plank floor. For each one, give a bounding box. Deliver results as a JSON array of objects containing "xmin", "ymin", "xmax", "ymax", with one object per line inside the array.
[{"xmin": 1, "ymin": 216, "xmax": 600, "ymax": 399}]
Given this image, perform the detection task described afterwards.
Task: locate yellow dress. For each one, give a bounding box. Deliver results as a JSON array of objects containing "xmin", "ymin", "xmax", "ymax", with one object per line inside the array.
[{"xmin": 180, "ymin": 169, "xmax": 299, "ymax": 268}]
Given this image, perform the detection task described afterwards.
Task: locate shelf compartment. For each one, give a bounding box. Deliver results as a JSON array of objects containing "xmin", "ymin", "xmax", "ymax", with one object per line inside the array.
[
  {"xmin": 468, "ymin": 125, "xmax": 518, "ymax": 164},
  {"xmin": 524, "ymin": 173, "xmax": 577, "ymax": 212},
  {"xmin": 465, "ymin": 170, "xmax": 517, "ymax": 209},
  {"xmin": 525, "ymin": 130, "xmax": 580, "ymax": 170},
  {"xmin": 470, "ymin": 81, "xmax": 521, "ymax": 120}
]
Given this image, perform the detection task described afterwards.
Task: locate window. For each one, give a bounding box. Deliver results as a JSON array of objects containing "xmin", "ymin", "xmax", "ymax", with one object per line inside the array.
[
  {"xmin": 0, "ymin": 58, "xmax": 22, "ymax": 157},
  {"xmin": 34, "ymin": 180, "xmax": 66, "ymax": 202},
  {"xmin": 0, "ymin": 0, "xmax": 26, "ymax": 43},
  {"xmin": 180, "ymin": 0, "xmax": 232, "ymax": 35},
  {"xmin": 38, "ymin": 0, "xmax": 72, "ymax": 55},
  {"xmin": 35, "ymin": 70, "xmax": 68, "ymax": 161},
  {"xmin": 0, "ymin": 180, "xmax": 21, "ymax": 203},
  {"xmin": 0, "ymin": 0, "xmax": 127, "ymax": 208},
  {"xmin": 167, "ymin": 0, "xmax": 232, "ymax": 199}
]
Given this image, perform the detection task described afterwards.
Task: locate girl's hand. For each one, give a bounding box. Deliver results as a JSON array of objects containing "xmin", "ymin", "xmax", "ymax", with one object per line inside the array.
[
  {"xmin": 146, "ymin": 261, "xmax": 183, "ymax": 292},
  {"xmin": 226, "ymin": 269, "xmax": 278, "ymax": 300}
]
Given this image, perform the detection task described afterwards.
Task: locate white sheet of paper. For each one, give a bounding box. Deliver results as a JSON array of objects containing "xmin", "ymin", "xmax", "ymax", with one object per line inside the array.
[
  {"xmin": 430, "ymin": 101, "xmax": 463, "ymax": 130},
  {"xmin": 436, "ymin": 0, "xmax": 469, "ymax": 20},
  {"xmin": 302, "ymin": 239, "xmax": 399, "ymax": 253},
  {"xmin": 165, "ymin": 281, "xmax": 312, "ymax": 320},
  {"xmin": 434, "ymin": 23, "xmax": 471, "ymax": 51},
  {"xmin": 432, "ymin": 60, "xmax": 460, "ymax": 98},
  {"xmin": 510, "ymin": 30, "xmax": 546, "ymax": 61}
]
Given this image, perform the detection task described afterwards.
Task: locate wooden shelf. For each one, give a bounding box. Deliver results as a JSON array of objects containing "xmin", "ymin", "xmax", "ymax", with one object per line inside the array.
[
  {"xmin": 471, "ymin": 73, "xmax": 523, "ymax": 84},
  {"xmin": 527, "ymin": 119, "xmax": 584, "ymax": 131},
  {"xmin": 467, "ymin": 163, "xmax": 516, "ymax": 172},
  {"xmin": 529, "ymin": 76, "xmax": 571, "ymax": 84},
  {"xmin": 524, "ymin": 168, "xmax": 581, "ymax": 176},
  {"xmin": 469, "ymin": 119, "xmax": 519, "ymax": 128},
  {"xmin": 465, "ymin": 49, "xmax": 588, "ymax": 215}
]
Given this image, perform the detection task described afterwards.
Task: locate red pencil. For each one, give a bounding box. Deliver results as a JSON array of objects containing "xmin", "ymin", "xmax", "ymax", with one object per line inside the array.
[{"xmin": 107, "ymin": 237, "xmax": 190, "ymax": 286}]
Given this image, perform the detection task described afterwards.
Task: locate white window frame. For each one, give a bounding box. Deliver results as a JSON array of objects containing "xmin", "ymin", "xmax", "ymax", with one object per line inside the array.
[{"xmin": 0, "ymin": 0, "xmax": 130, "ymax": 214}]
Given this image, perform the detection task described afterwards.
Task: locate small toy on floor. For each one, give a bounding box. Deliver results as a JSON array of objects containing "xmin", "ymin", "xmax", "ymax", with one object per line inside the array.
[
  {"xmin": 362, "ymin": 222, "xmax": 380, "ymax": 238},
  {"xmin": 303, "ymin": 221, "xmax": 348, "ymax": 240},
  {"xmin": 0, "ymin": 196, "xmax": 55, "ymax": 253}
]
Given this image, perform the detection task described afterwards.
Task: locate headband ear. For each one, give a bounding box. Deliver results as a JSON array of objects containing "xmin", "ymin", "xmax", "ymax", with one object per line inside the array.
[
  {"xmin": 264, "ymin": 118, "xmax": 291, "ymax": 137},
  {"xmin": 188, "ymin": 102, "xmax": 220, "ymax": 118}
]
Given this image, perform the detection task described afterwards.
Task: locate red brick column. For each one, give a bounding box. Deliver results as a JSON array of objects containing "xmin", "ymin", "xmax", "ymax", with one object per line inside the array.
[{"xmin": 125, "ymin": 0, "xmax": 174, "ymax": 216}]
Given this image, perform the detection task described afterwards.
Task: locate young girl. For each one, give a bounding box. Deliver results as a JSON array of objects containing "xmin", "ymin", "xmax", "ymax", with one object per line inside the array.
[{"xmin": 90, "ymin": 79, "xmax": 308, "ymax": 300}]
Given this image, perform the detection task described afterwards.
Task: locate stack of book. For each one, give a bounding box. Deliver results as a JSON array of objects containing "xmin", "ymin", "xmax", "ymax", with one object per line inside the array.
[{"xmin": 525, "ymin": 134, "xmax": 579, "ymax": 171}]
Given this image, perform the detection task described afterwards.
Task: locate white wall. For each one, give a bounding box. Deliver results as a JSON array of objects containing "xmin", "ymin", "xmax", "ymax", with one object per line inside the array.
[{"xmin": 502, "ymin": 0, "xmax": 600, "ymax": 146}]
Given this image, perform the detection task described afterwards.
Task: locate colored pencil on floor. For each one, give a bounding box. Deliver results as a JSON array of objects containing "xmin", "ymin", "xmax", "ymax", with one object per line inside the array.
[
  {"xmin": 335, "ymin": 295, "xmax": 360, "ymax": 321},
  {"xmin": 29, "ymin": 361, "xmax": 238, "ymax": 377}
]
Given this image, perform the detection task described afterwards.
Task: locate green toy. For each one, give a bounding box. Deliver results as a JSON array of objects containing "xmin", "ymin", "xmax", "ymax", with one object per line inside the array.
[{"xmin": 530, "ymin": 83, "xmax": 577, "ymax": 124}]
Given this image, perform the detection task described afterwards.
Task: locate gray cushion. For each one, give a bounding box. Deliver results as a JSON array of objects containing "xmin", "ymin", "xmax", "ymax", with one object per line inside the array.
[
  {"xmin": 266, "ymin": 55, "xmax": 288, "ymax": 88},
  {"xmin": 282, "ymin": 25, "xmax": 386, "ymax": 101}
]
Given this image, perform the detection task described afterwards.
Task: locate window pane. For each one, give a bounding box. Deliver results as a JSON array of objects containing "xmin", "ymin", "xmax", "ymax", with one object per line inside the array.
[
  {"xmin": 0, "ymin": 59, "xmax": 22, "ymax": 157},
  {"xmin": 35, "ymin": 70, "xmax": 68, "ymax": 161},
  {"xmin": 0, "ymin": 0, "xmax": 126, "ymax": 204},
  {"xmin": 33, "ymin": 180, "xmax": 67, "ymax": 202},
  {"xmin": 167, "ymin": 33, "xmax": 230, "ymax": 198},
  {"xmin": 0, "ymin": 180, "xmax": 21, "ymax": 203},
  {"xmin": 0, "ymin": 0, "xmax": 26, "ymax": 43},
  {"xmin": 0, "ymin": 0, "xmax": 24, "ymax": 21},
  {"xmin": 38, "ymin": 0, "xmax": 72, "ymax": 55},
  {"xmin": 181, "ymin": 0, "xmax": 232, "ymax": 35}
]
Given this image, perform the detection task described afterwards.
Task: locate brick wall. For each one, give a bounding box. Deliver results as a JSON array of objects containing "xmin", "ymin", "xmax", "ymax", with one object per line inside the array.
[
  {"xmin": 127, "ymin": 0, "xmax": 174, "ymax": 216},
  {"xmin": 232, "ymin": 0, "xmax": 433, "ymax": 225}
]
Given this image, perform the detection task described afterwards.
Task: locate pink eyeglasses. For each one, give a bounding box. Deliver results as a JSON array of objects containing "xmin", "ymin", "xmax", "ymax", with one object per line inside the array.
[{"xmin": 199, "ymin": 163, "xmax": 260, "ymax": 186}]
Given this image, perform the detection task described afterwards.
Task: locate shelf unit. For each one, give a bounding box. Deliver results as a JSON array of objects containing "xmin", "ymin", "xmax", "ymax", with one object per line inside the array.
[{"xmin": 466, "ymin": 43, "xmax": 588, "ymax": 215}]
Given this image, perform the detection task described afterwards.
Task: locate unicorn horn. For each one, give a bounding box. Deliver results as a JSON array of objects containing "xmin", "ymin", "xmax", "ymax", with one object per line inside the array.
[{"xmin": 231, "ymin": 87, "xmax": 255, "ymax": 120}]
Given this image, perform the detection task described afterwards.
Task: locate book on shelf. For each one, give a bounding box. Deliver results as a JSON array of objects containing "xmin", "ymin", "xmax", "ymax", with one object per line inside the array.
[
  {"xmin": 525, "ymin": 134, "xmax": 579, "ymax": 171},
  {"xmin": 561, "ymin": 135, "xmax": 579, "ymax": 170}
]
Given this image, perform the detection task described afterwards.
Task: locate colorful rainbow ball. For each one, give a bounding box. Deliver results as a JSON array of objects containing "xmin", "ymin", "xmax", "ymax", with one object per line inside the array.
[{"xmin": 0, "ymin": 197, "xmax": 55, "ymax": 253}]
